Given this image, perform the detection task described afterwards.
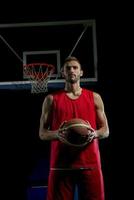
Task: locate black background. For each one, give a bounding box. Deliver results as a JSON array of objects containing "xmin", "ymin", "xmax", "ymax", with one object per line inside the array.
[{"xmin": 0, "ymin": 2, "xmax": 131, "ymax": 200}]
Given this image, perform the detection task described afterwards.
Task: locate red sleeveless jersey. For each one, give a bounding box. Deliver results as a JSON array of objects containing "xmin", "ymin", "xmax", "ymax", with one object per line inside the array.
[{"xmin": 49, "ymin": 89, "xmax": 102, "ymax": 169}]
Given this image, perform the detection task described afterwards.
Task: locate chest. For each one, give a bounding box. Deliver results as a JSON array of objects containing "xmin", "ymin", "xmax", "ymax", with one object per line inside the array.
[{"xmin": 54, "ymin": 94, "xmax": 95, "ymax": 119}]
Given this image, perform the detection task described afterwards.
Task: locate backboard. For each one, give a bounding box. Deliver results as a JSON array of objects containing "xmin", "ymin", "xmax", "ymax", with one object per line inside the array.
[{"xmin": 0, "ymin": 19, "xmax": 98, "ymax": 91}]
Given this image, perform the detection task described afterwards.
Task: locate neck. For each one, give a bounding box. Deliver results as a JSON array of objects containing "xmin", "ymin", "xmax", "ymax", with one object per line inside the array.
[{"xmin": 64, "ymin": 83, "xmax": 82, "ymax": 96}]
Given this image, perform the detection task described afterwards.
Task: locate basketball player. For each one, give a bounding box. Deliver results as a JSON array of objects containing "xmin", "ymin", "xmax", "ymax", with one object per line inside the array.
[{"xmin": 39, "ymin": 56, "xmax": 109, "ymax": 200}]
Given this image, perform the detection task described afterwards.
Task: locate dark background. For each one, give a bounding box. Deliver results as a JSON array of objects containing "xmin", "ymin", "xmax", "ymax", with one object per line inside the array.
[{"xmin": 0, "ymin": 2, "xmax": 128, "ymax": 200}]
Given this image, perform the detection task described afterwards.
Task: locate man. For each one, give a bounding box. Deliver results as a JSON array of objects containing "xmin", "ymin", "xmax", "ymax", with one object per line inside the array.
[{"xmin": 39, "ymin": 56, "xmax": 109, "ymax": 200}]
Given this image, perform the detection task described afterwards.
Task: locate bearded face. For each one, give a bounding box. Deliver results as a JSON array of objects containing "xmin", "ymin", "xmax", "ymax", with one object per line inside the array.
[
  {"xmin": 63, "ymin": 60, "xmax": 83, "ymax": 83},
  {"xmin": 65, "ymin": 73, "xmax": 81, "ymax": 83}
]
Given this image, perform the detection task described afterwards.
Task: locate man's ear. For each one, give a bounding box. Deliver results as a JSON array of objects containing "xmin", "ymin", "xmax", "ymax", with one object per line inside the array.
[
  {"xmin": 80, "ymin": 70, "xmax": 83, "ymax": 77},
  {"xmin": 61, "ymin": 67, "xmax": 64, "ymax": 77}
]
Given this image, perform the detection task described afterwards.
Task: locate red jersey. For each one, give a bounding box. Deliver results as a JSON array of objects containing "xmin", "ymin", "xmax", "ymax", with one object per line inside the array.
[{"xmin": 49, "ymin": 89, "xmax": 101, "ymax": 169}]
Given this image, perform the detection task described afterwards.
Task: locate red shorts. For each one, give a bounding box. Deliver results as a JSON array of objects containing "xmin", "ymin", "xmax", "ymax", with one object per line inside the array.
[{"xmin": 47, "ymin": 168, "xmax": 105, "ymax": 200}]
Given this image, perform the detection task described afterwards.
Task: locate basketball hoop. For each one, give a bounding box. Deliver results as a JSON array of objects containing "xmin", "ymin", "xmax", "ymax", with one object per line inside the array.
[{"xmin": 23, "ymin": 63, "xmax": 55, "ymax": 93}]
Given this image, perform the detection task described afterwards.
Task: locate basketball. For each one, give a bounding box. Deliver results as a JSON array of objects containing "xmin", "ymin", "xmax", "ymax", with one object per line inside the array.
[{"xmin": 59, "ymin": 118, "xmax": 94, "ymax": 147}]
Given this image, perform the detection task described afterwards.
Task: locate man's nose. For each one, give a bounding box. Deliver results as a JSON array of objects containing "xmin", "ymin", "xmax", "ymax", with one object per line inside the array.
[{"xmin": 70, "ymin": 67, "xmax": 74, "ymax": 72}]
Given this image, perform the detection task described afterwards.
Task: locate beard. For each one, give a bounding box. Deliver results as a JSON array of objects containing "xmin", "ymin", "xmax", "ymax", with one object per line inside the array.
[{"xmin": 66, "ymin": 74, "xmax": 81, "ymax": 83}]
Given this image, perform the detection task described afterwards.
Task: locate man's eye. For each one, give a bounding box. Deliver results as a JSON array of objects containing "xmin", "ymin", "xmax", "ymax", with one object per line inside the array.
[
  {"xmin": 66, "ymin": 66, "xmax": 78, "ymax": 70},
  {"xmin": 73, "ymin": 66, "xmax": 78, "ymax": 70}
]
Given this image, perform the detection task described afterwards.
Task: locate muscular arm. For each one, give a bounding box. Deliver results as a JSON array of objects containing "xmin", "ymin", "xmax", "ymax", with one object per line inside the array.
[
  {"xmin": 39, "ymin": 94, "xmax": 59, "ymax": 141},
  {"xmin": 93, "ymin": 92, "xmax": 109, "ymax": 139}
]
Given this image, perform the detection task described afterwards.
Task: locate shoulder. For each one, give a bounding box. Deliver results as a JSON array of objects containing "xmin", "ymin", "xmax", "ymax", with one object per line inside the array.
[
  {"xmin": 51, "ymin": 90, "xmax": 65, "ymax": 99},
  {"xmin": 93, "ymin": 92, "xmax": 102, "ymax": 100},
  {"xmin": 82, "ymin": 88, "xmax": 95, "ymax": 98},
  {"xmin": 43, "ymin": 90, "xmax": 65, "ymax": 104},
  {"xmin": 43, "ymin": 94, "xmax": 53, "ymax": 106},
  {"xmin": 93, "ymin": 92, "xmax": 104, "ymax": 108}
]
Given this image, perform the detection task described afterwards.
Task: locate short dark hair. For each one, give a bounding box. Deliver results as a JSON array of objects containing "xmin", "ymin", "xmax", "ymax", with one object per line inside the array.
[
  {"xmin": 64, "ymin": 56, "xmax": 81, "ymax": 65},
  {"xmin": 61, "ymin": 56, "xmax": 82, "ymax": 73}
]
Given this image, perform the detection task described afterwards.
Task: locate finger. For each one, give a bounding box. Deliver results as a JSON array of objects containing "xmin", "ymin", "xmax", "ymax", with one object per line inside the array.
[
  {"xmin": 58, "ymin": 129, "xmax": 68, "ymax": 139},
  {"xmin": 59, "ymin": 128, "xmax": 67, "ymax": 136},
  {"xmin": 59, "ymin": 120, "xmax": 67, "ymax": 129},
  {"xmin": 87, "ymin": 130, "xmax": 95, "ymax": 136},
  {"xmin": 85, "ymin": 120, "xmax": 90, "ymax": 125},
  {"xmin": 88, "ymin": 127, "xmax": 95, "ymax": 132},
  {"xmin": 87, "ymin": 132, "xmax": 96, "ymax": 142}
]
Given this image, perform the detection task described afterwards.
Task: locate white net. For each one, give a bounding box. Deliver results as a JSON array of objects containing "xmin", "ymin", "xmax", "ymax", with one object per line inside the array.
[{"xmin": 23, "ymin": 63, "xmax": 54, "ymax": 93}]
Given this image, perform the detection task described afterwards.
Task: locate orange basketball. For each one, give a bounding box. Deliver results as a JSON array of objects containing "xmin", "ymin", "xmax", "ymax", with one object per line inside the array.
[{"xmin": 59, "ymin": 118, "xmax": 93, "ymax": 147}]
